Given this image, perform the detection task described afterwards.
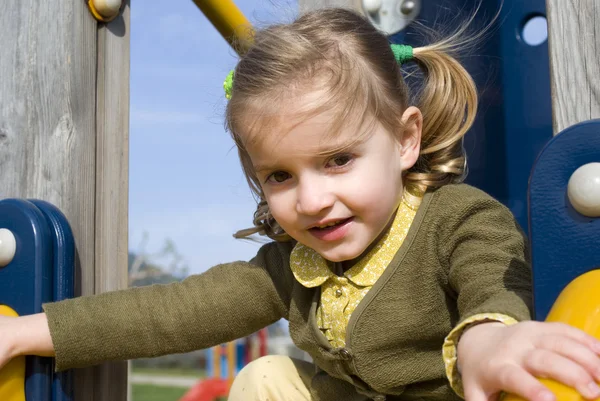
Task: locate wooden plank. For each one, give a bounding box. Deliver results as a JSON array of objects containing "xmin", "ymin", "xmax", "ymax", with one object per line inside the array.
[
  {"xmin": 93, "ymin": 1, "xmax": 131, "ymax": 400},
  {"xmin": 546, "ymin": 0, "xmax": 600, "ymax": 134},
  {"xmin": 0, "ymin": 1, "xmax": 97, "ymax": 284},
  {"xmin": 0, "ymin": 1, "xmax": 100, "ymax": 397},
  {"xmin": 0, "ymin": 9, "xmax": 98, "ymax": 292},
  {"xmin": 299, "ymin": 0, "xmax": 362, "ymax": 13},
  {"xmin": 1, "ymin": 1, "xmax": 130, "ymax": 400}
]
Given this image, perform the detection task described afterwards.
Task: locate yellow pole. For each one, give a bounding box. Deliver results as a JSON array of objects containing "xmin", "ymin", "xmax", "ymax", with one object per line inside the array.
[
  {"xmin": 214, "ymin": 345, "xmax": 221, "ymax": 379},
  {"xmin": 227, "ymin": 341, "xmax": 236, "ymax": 385},
  {"xmin": 192, "ymin": 0, "xmax": 253, "ymax": 55}
]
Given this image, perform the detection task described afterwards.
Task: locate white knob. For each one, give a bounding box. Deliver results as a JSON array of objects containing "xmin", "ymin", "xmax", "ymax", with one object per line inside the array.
[
  {"xmin": 363, "ymin": 0, "xmax": 383, "ymax": 14},
  {"xmin": 92, "ymin": 0, "xmax": 122, "ymax": 19},
  {"xmin": 0, "ymin": 229, "xmax": 16, "ymax": 267},
  {"xmin": 568, "ymin": 163, "xmax": 600, "ymax": 217}
]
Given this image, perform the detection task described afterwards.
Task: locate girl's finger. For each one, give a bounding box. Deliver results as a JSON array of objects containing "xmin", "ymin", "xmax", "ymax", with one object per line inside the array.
[
  {"xmin": 536, "ymin": 334, "xmax": 600, "ymax": 382},
  {"xmin": 496, "ymin": 365, "xmax": 555, "ymax": 401},
  {"xmin": 544, "ymin": 322, "xmax": 600, "ymax": 354},
  {"xmin": 525, "ymin": 349, "xmax": 600, "ymax": 400},
  {"xmin": 462, "ymin": 382, "xmax": 489, "ymax": 401}
]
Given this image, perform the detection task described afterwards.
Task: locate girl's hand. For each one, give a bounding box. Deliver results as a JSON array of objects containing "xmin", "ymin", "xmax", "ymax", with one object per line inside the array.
[
  {"xmin": 457, "ymin": 321, "xmax": 600, "ymax": 401},
  {"xmin": 0, "ymin": 314, "xmax": 19, "ymax": 369},
  {"xmin": 0, "ymin": 313, "xmax": 55, "ymax": 370}
]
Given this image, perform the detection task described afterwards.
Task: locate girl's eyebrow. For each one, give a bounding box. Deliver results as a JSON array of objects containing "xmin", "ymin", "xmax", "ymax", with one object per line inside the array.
[
  {"xmin": 254, "ymin": 164, "xmax": 278, "ymax": 173},
  {"xmin": 254, "ymin": 135, "xmax": 370, "ymax": 173},
  {"xmin": 315, "ymin": 134, "xmax": 369, "ymax": 157}
]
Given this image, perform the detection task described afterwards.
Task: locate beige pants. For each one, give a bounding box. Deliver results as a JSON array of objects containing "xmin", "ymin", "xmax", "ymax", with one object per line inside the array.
[
  {"xmin": 228, "ymin": 355, "xmax": 315, "ymax": 401},
  {"xmin": 228, "ymin": 355, "xmax": 372, "ymax": 401}
]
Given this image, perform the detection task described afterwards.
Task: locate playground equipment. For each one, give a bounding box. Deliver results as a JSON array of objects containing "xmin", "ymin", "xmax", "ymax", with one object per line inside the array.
[
  {"xmin": 0, "ymin": 200, "xmax": 75, "ymax": 401},
  {"xmin": 499, "ymin": 120, "xmax": 600, "ymax": 401},
  {"xmin": 0, "ymin": 197, "xmax": 269, "ymax": 401},
  {"xmin": 0, "ymin": 0, "xmax": 599, "ymax": 400},
  {"xmin": 503, "ymin": 271, "xmax": 600, "ymax": 401},
  {"xmin": 191, "ymin": 0, "xmax": 253, "ymax": 54},
  {"xmin": 205, "ymin": 329, "xmax": 268, "ymax": 380},
  {"xmin": 87, "ymin": 0, "xmax": 123, "ymax": 22},
  {"xmin": 86, "ymin": 0, "xmax": 253, "ymax": 54},
  {"xmin": 178, "ymin": 329, "xmax": 268, "ymax": 401}
]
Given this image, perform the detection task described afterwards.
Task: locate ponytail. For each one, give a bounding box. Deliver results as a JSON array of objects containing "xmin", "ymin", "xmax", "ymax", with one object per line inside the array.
[
  {"xmin": 403, "ymin": 41, "xmax": 478, "ymax": 195},
  {"xmin": 403, "ymin": 6, "xmax": 495, "ymax": 195}
]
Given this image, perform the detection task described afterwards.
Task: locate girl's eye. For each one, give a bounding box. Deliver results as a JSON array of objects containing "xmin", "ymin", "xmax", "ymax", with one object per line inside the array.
[
  {"xmin": 326, "ymin": 154, "xmax": 353, "ymax": 168},
  {"xmin": 267, "ymin": 171, "xmax": 291, "ymax": 183}
]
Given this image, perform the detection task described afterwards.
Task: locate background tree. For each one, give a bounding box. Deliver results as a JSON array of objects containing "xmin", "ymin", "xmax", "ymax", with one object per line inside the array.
[{"xmin": 128, "ymin": 232, "xmax": 189, "ymax": 287}]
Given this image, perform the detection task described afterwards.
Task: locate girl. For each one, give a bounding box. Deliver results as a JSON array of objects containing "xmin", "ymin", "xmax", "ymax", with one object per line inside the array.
[{"xmin": 2, "ymin": 8, "xmax": 600, "ymax": 401}]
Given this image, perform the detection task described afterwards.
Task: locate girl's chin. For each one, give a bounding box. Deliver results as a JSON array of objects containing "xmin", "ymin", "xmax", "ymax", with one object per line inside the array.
[{"xmin": 315, "ymin": 247, "xmax": 367, "ymax": 264}]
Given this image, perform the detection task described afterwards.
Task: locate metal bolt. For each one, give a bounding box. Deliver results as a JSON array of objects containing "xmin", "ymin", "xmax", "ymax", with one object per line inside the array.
[{"xmin": 400, "ymin": 0, "xmax": 416, "ymax": 15}]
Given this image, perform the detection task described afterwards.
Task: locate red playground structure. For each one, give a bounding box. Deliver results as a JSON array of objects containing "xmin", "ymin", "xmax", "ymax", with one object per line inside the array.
[{"xmin": 179, "ymin": 329, "xmax": 268, "ymax": 401}]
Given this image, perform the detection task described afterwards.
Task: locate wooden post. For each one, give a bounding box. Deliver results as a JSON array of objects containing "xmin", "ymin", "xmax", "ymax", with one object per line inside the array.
[
  {"xmin": 93, "ymin": 3, "xmax": 130, "ymax": 401},
  {"xmin": 546, "ymin": 0, "xmax": 600, "ymax": 134},
  {"xmin": 0, "ymin": 1, "xmax": 129, "ymax": 400}
]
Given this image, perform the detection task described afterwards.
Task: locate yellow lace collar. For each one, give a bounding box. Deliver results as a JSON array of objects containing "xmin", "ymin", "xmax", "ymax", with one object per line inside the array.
[{"xmin": 290, "ymin": 196, "xmax": 419, "ymax": 288}]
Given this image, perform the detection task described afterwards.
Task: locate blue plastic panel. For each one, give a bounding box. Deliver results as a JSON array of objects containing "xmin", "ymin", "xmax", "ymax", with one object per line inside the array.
[
  {"xmin": 30, "ymin": 200, "xmax": 75, "ymax": 401},
  {"xmin": 28, "ymin": 201, "xmax": 75, "ymax": 302},
  {"xmin": 0, "ymin": 199, "xmax": 53, "ymax": 400},
  {"xmin": 528, "ymin": 120, "xmax": 600, "ymax": 320}
]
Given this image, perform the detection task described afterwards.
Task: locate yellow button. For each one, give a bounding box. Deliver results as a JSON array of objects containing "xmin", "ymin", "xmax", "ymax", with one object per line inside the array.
[
  {"xmin": 335, "ymin": 289, "xmax": 343, "ymax": 297},
  {"xmin": 0, "ymin": 305, "xmax": 26, "ymax": 401}
]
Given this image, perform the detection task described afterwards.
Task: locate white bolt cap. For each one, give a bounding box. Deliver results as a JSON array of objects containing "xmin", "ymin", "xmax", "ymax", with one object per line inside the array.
[
  {"xmin": 400, "ymin": 0, "xmax": 417, "ymax": 15},
  {"xmin": 93, "ymin": 0, "xmax": 122, "ymax": 18},
  {"xmin": 0, "ymin": 228, "xmax": 16, "ymax": 268},
  {"xmin": 363, "ymin": 0, "xmax": 383, "ymax": 14},
  {"xmin": 568, "ymin": 163, "xmax": 600, "ymax": 217}
]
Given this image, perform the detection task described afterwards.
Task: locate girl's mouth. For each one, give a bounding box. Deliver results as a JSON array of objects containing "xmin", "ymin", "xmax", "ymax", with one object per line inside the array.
[{"xmin": 308, "ymin": 217, "xmax": 354, "ymax": 241}]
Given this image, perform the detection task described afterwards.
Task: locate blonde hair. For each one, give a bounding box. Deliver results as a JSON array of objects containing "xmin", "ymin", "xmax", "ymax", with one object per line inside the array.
[{"xmin": 226, "ymin": 8, "xmax": 478, "ymax": 241}]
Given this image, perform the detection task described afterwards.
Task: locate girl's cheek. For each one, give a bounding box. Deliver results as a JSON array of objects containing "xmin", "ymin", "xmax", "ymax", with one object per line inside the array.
[{"xmin": 266, "ymin": 193, "xmax": 292, "ymax": 219}]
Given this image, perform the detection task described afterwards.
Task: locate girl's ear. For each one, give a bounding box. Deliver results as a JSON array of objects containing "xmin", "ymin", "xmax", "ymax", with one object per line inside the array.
[{"xmin": 398, "ymin": 106, "xmax": 422, "ymax": 171}]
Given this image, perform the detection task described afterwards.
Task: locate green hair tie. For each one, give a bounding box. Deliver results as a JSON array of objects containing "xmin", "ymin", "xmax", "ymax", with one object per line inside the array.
[
  {"xmin": 390, "ymin": 44, "xmax": 413, "ymax": 65},
  {"xmin": 224, "ymin": 70, "xmax": 234, "ymax": 100}
]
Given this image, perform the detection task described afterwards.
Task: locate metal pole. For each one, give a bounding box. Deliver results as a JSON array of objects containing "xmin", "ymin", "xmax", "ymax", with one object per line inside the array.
[{"xmin": 192, "ymin": 0, "xmax": 253, "ymax": 54}]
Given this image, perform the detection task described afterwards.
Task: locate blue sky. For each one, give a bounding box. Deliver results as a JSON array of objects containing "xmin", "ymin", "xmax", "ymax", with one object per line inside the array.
[{"xmin": 129, "ymin": 0, "xmax": 297, "ymax": 275}]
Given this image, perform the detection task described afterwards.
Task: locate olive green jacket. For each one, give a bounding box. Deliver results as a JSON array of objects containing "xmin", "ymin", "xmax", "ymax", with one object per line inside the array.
[{"xmin": 43, "ymin": 184, "xmax": 532, "ymax": 401}]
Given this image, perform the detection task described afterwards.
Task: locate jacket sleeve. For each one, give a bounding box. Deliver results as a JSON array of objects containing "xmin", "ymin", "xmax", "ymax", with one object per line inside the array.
[
  {"xmin": 440, "ymin": 188, "xmax": 533, "ymax": 323},
  {"xmin": 437, "ymin": 187, "xmax": 533, "ymax": 397},
  {"xmin": 43, "ymin": 240, "xmax": 295, "ymax": 371}
]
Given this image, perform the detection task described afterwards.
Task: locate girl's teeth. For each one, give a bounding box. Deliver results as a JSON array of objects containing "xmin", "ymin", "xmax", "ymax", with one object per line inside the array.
[{"xmin": 318, "ymin": 221, "xmax": 339, "ymax": 228}]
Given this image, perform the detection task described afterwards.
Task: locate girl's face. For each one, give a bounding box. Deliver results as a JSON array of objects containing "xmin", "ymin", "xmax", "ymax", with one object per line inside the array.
[{"xmin": 244, "ymin": 100, "xmax": 422, "ymax": 263}]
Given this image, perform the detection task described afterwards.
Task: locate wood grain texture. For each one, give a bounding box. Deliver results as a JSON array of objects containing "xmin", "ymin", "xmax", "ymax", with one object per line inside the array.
[
  {"xmin": 0, "ymin": 1, "xmax": 97, "ymax": 290},
  {"xmin": 299, "ymin": 0, "xmax": 362, "ymax": 13},
  {"xmin": 93, "ymin": 2, "xmax": 130, "ymax": 401},
  {"xmin": 1, "ymin": 1, "xmax": 129, "ymax": 399},
  {"xmin": 546, "ymin": 0, "xmax": 600, "ymax": 134}
]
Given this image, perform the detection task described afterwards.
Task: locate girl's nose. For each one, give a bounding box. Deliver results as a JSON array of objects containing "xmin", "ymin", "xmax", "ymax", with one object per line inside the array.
[{"xmin": 295, "ymin": 178, "xmax": 335, "ymax": 216}]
